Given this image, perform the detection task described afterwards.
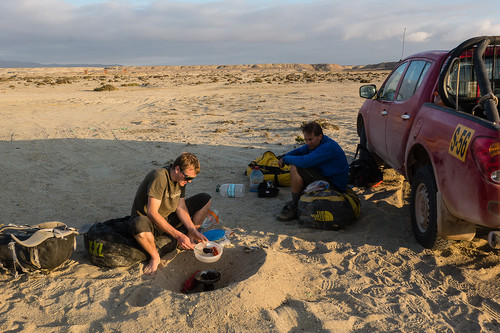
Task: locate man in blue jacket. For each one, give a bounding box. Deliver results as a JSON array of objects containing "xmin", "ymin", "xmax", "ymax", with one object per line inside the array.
[{"xmin": 277, "ymin": 121, "xmax": 349, "ymax": 221}]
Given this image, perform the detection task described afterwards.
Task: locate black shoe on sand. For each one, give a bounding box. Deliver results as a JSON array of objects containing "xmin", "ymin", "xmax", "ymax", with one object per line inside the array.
[{"xmin": 277, "ymin": 202, "xmax": 298, "ymax": 221}]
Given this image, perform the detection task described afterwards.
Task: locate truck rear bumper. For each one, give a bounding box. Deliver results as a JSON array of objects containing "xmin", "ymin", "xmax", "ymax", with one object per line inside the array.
[
  {"xmin": 438, "ymin": 191, "xmax": 500, "ymax": 241},
  {"xmin": 487, "ymin": 201, "xmax": 500, "ymax": 220}
]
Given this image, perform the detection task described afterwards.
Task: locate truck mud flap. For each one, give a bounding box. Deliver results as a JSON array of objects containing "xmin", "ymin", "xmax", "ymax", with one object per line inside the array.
[{"xmin": 437, "ymin": 192, "xmax": 476, "ymax": 241}]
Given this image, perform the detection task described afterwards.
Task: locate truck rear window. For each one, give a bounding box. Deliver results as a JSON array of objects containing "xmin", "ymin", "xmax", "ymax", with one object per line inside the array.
[{"xmin": 446, "ymin": 44, "xmax": 500, "ymax": 107}]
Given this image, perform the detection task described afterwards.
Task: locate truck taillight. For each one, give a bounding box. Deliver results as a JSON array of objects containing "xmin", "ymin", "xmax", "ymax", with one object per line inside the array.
[{"xmin": 472, "ymin": 137, "xmax": 500, "ymax": 183}]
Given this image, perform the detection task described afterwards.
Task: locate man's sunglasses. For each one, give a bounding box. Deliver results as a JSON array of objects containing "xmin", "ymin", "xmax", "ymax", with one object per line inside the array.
[{"xmin": 180, "ymin": 169, "xmax": 196, "ymax": 181}]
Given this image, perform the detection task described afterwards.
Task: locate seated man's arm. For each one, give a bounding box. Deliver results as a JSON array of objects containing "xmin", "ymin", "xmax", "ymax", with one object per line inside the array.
[
  {"xmin": 146, "ymin": 196, "xmax": 193, "ymax": 249},
  {"xmin": 285, "ymin": 144, "xmax": 309, "ymax": 157},
  {"xmin": 284, "ymin": 142, "xmax": 341, "ymax": 168},
  {"xmin": 176, "ymin": 198, "xmax": 207, "ymax": 245}
]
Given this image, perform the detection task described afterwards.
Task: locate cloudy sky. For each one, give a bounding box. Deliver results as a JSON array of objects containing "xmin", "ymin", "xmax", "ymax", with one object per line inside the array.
[{"xmin": 1, "ymin": 0, "xmax": 499, "ymax": 66}]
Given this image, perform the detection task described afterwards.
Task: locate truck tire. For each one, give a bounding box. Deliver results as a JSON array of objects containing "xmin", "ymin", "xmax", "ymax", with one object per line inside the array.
[
  {"xmin": 410, "ymin": 166, "xmax": 448, "ymax": 249},
  {"xmin": 358, "ymin": 126, "xmax": 370, "ymax": 160},
  {"xmin": 358, "ymin": 125, "xmax": 386, "ymax": 167}
]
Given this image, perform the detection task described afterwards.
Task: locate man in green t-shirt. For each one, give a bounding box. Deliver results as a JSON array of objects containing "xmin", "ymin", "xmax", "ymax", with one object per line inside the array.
[{"xmin": 129, "ymin": 152, "xmax": 210, "ymax": 275}]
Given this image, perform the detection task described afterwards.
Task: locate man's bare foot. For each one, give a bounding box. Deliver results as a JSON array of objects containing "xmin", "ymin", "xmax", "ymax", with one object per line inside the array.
[{"xmin": 143, "ymin": 257, "xmax": 160, "ymax": 275}]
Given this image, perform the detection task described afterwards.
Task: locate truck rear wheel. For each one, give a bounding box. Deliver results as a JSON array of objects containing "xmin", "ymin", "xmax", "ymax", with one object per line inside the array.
[{"xmin": 410, "ymin": 166, "xmax": 441, "ymax": 249}]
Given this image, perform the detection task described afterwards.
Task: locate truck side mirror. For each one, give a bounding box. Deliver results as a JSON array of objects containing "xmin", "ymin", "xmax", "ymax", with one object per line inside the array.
[{"xmin": 359, "ymin": 84, "xmax": 377, "ymax": 99}]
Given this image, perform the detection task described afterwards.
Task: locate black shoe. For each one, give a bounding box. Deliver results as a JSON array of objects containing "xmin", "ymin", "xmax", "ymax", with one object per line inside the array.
[{"xmin": 277, "ymin": 202, "xmax": 298, "ymax": 221}]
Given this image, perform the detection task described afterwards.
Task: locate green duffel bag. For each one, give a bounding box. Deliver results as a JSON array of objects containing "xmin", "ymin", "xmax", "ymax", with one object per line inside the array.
[{"xmin": 298, "ymin": 187, "xmax": 360, "ymax": 230}]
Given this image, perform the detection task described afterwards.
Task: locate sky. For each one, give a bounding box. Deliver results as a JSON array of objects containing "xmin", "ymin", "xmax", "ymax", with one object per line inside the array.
[{"xmin": 1, "ymin": 0, "xmax": 499, "ymax": 66}]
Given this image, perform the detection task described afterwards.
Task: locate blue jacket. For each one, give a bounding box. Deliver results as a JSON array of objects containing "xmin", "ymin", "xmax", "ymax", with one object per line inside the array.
[{"xmin": 283, "ymin": 135, "xmax": 349, "ymax": 191}]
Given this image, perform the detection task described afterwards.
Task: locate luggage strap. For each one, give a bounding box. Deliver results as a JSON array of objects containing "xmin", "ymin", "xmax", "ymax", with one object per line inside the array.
[
  {"xmin": 9, "ymin": 228, "xmax": 78, "ymax": 248},
  {"xmin": 248, "ymin": 162, "xmax": 289, "ymax": 186},
  {"xmin": 248, "ymin": 162, "xmax": 288, "ymax": 175},
  {"xmin": 8, "ymin": 242, "xmax": 24, "ymax": 278}
]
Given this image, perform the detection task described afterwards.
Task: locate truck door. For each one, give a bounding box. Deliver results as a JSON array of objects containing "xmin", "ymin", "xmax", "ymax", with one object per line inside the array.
[
  {"xmin": 385, "ymin": 60, "xmax": 432, "ymax": 172},
  {"xmin": 367, "ymin": 62, "xmax": 408, "ymax": 162}
]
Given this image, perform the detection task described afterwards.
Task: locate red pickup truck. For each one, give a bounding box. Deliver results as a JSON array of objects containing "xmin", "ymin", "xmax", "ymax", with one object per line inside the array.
[{"xmin": 357, "ymin": 36, "xmax": 500, "ymax": 249}]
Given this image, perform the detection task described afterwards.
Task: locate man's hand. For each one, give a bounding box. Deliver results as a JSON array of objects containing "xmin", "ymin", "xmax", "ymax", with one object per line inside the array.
[
  {"xmin": 176, "ymin": 229, "xmax": 208, "ymax": 250},
  {"xmin": 278, "ymin": 157, "xmax": 285, "ymax": 168},
  {"xmin": 188, "ymin": 229, "xmax": 208, "ymax": 245},
  {"xmin": 176, "ymin": 232, "xmax": 195, "ymax": 250}
]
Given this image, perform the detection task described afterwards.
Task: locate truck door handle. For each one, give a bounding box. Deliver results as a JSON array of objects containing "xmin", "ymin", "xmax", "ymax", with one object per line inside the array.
[
  {"xmin": 401, "ymin": 114, "xmax": 410, "ymax": 120},
  {"xmin": 381, "ymin": 110, "xmax": 388, "ymax": 116}
]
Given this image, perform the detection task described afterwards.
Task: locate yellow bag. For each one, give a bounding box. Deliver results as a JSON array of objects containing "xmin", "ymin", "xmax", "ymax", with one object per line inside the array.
[{"xmin": 246, "ymin": 151, "xmax": 291, "ymax": 187}]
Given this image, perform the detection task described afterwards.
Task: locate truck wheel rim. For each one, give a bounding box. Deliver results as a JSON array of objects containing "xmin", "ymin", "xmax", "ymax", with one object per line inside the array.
[{"xmin": 415, "ymin": 183, "xmax": 430, "ymax": 233}]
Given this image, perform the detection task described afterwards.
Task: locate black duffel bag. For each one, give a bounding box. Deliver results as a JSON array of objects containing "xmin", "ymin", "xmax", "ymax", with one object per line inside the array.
[
  {"xmin": 82, "ymin": 216, "xmax": 176, "ymax": 268},
  {"xmin": 0, "ymin": 221, "xmax": 78, "ymax": 277}
]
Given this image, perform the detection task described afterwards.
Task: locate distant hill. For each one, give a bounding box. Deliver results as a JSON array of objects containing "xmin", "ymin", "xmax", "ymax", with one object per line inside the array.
[
  {"xmin": 351, "ymin": 62, "xmax": 399, "ymax": 71},
  {"xmin": 0, "ymin": 60, "xmax": 120, "ymax": 68},
  {"xmin": 113, "ymin": 63, "xmax": 393, "ymax": 72},
  {"xmin": 0, "ymin": 60, "xmax": 398, "ymax": 71}
]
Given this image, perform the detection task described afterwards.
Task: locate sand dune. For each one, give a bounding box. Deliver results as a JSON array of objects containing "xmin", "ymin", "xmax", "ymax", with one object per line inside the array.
[{"xmin": 0, "ymin": 66, "xmax": 498, "ymax": 332}]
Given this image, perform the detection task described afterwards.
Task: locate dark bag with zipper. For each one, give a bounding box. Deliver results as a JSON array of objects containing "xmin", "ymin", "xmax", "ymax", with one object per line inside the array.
[
  {"xmin": 348, "ymin": 145, "xmax": 383, "ymax": 188},
  {"xmin": 258, "ymin": 181, "xmax": 280, "ymax": 198},
  {"xmin": 0, "ymin": 221, "xmax": 78, "ymax": 277},
  {"xmin": 82, "ymin": 216, "xmax": 176, "ymax": 268}
]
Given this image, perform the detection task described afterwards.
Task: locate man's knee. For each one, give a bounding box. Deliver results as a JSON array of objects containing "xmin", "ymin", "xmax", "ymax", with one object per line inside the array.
[
  {"xmin": 185, "ymin": 193, "xmax": 212, "ymax": 213},
  {"xmin": 133, "ymin": 231, "xmax": 153, "ymax": 241},
  {"xmin": 197, "ymin": 193, "xmax": 212, "ymax": 207},
  {"xmin": 290, "ymin": 165, "xmax": 304, "ymax": 182},
  {"xmin": 129, "ymin": 215, "xmax": 156, "ymax": 236},
  {"xmin": 290, "ymin": 165, "xmax": 300, "ymax": 178}
]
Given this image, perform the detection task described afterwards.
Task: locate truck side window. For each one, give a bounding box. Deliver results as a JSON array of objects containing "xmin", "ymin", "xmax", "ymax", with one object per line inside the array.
[
  {"xmin": 397, "ymin": 61, "xmax": 431, "ymax": 101},
  {"xmin": 380, "ymin": 63, "xmax": 407, "ymax": 101}
]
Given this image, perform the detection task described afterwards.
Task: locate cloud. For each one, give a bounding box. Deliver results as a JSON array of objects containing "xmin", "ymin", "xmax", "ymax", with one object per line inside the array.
[
  {"xmin": 406, "ymin": 31, "xmax": 433, "ymax": 43},
  {"xmin": 0, "ymin": 0, "xmax": 499, "ymax": 65}
]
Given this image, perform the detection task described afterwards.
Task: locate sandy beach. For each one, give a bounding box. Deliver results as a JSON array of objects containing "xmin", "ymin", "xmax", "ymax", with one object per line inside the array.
[{"xmin": 0, "ymin": 65, "xmax": 499, "ymax": 332}]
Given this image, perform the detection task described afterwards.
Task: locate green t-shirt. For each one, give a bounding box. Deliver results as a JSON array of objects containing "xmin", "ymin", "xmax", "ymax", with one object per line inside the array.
[{"xmin": 131, "ymin": 167, "xmax": 186, "ymax": 218}]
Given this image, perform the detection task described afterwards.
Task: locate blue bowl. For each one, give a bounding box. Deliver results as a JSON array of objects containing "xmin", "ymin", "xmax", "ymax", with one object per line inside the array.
[{"xmin": 203, "ymin": 229, "xmax": 225, "ymax": 241}]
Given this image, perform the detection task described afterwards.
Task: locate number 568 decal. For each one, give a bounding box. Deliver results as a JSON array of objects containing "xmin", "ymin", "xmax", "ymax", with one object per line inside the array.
[{"xmin": 449, "ymin": 124, "xmax": 475, "ymax": 162}]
